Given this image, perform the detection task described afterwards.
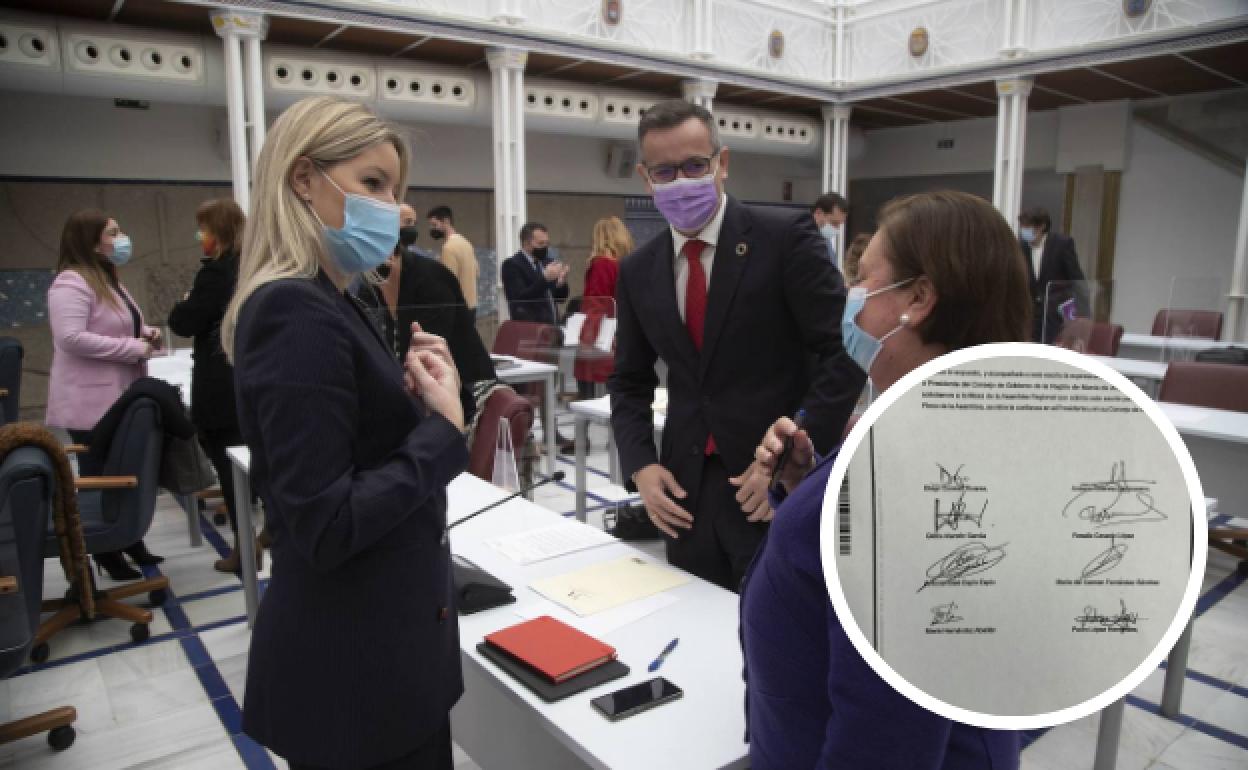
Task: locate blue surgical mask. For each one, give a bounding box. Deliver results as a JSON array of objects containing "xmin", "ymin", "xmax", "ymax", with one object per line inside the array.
[
  {"xmin": 313, "ymin": 167, "xmax": 400, "ymax": 274},
  {"xmin": 1020, "ymin": 226, "xmax": 1036, "ymax": 243},
  {"xmin": 841, "ymin": 278, "xmax": 915, "ymax": 375},
  {"xmin": 820, "ymin": 223, "xmax": 838, "ymax": 241},
  {"xmin": 107, "ymin": 235, "xmax": 133, "ymax": 266}
]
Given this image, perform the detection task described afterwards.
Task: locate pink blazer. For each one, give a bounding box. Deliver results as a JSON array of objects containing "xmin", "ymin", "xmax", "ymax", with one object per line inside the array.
[{"xmin": 46, "ymin": 270, "xmax": 153, "ymax": 431}]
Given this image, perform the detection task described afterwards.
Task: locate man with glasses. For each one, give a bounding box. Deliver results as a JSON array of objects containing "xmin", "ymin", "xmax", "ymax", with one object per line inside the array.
[{"xmin": 608, "ymin": 99, "xmax": 865, "ymax": 591}]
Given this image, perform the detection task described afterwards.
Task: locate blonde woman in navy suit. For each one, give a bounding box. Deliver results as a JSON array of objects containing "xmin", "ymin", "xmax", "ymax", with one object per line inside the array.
[{"xmin": 222, "ymin": 96, "xmax": 468, "ymax": 770}]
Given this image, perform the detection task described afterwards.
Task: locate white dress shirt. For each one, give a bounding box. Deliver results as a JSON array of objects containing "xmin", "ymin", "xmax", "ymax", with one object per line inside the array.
[
  {"xmin": 671, "ymin": 194, "xmax": 728, "ymax": 323},
  {"xmin": 1030, "ymin": 233, "xmax": 1047, "ymax": 279}
]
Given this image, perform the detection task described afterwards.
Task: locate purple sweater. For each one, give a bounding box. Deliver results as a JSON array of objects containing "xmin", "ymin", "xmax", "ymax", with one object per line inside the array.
[{"xmin": 740, "ymin": 452, "xmax": 1021, "ymax": 770}]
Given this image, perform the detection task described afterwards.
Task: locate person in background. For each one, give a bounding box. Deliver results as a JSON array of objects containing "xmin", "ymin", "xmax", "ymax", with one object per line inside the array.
[
  {"xmin": 46, "ymin": 209, "xmax": 164, "ymax": 580},
  {"xmin": 427, "ymin": 205, "xmax": 478, "ymax": 309},
  {"xmin": 221, "ymin": 96, "xmax": 468, "ymax": 770},
  {"xmin": 574, "ymin": 215, "xmax": 633, "ymax": 401},
  {"xmin": 398, "ymin": 202, "xmax": 435, "ymax": 260},
  {"xmin": 845, "ymin": 231, "xmax": 872, "ymax": 285},
  {"xmin": 609, "ymin": 99, "xmax": 864, "ymax": 591},
  {"xmin": 357, "ymin": 202, "xmax": 495, "ymax": 424},
  {"xmin": 501, "ymin": 221, "xmax": 570, "ymax": 325},
  {"xmin": 744, "ymin": 191, "xmax": 1026, "ymax": 769},
  {"xmin": 812, "ymin": 192, "xmax": 849, "ymax": 267},
  {"xmin": 1018, "ymin": 205, "xmax": 1085, "ymax": 343},
  {"xmin": 168, "ymin": 198, "xmax": 259, "ymax": 574}
]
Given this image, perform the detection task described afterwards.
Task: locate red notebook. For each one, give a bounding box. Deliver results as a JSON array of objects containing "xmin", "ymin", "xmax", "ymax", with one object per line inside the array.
[{"xmin": 484, "ymin": 616, "xmax": 617, "ymax": 684}]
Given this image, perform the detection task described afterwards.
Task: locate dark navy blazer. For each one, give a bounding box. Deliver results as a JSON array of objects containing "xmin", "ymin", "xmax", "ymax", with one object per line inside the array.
[
  {"xmin": 234, "ymin": 273, "xmax": 469, "ymax": 769},
  {"xmin": 741, "ymin": 452, "xmax": 1021, "ymax": 770}
]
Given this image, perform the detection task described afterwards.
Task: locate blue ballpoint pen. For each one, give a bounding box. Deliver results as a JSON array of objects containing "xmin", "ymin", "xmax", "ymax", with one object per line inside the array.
[{"xmin": 648, "ymin": 638, "xmax": 679, "ymax": 672}]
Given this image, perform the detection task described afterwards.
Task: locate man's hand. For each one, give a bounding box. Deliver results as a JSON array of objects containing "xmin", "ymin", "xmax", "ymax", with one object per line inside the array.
[
  {"xmin": 753, "ymin": 417, "xmax": 815, "ymax": 496},
  {"xmin": 542, "ymin": 261, "xmax": 562, "ymax": 282},
  {"xmin": 633, "ymin": 464, "xmax": 693, "ymax": 539},
  {"xmin": 729, "ymin": 460, "xmax": 774, "ymax": 522}
]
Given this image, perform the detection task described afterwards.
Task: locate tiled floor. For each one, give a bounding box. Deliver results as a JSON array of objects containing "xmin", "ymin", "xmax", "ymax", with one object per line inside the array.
[{"xmin": 4, "ymin": 408, "xmax": 1247, "ymax": 769}]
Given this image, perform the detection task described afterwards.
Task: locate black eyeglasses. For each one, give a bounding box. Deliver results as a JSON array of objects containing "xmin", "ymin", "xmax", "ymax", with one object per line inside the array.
[{"xmin": 644, "ymin": 154, "xmax": 718, "ymax": 185}]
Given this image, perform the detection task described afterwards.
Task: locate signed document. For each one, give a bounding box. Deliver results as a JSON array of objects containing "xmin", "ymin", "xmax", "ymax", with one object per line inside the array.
[{"xmin": 832, "ymin": 356, "xmax": 1192, "ymax": 716}]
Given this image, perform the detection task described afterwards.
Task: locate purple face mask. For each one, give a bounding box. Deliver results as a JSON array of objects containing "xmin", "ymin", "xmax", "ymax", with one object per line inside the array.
[{"xmin": 652, "ymin": 174, "xmax": 721, "ymax": 233}]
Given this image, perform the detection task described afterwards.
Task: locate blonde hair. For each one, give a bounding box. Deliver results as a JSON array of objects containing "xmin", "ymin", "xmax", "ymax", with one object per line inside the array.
[
  {"xmin": 221, "ymin": 96, "xmax": 410, "ymax": 360},
  {"xmin": 589, "ymin": 216, "xmax": 634, "ymax": 260}
]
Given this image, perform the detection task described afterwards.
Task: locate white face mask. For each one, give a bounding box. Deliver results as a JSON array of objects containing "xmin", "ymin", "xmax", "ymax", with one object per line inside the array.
[{"xmin": 820, "ymin": 223, "xmax": 838, "ymax": 241}]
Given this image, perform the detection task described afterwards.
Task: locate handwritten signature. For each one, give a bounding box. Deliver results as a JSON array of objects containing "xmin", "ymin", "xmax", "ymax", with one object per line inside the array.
[
  {"xmin": 1080, "ymin": 537, "xmax": 1128, "ymax": 579},
  {"xmin": 1063, "ymin": 461, "xmax": 1167, "ymax": 528},
  {"xmin": 1074, "ymin": 599, "xmax": 1140, "ymax": 630},
  {"xmin": 918, "ymin": 542, "xmax": 1007, "ymax": 592},
  {"xmin": 930, "ymin": 601, "xmax": 964, "ymax": 626},
  {"xmin": 933, "ymin": 494, "xmax": 988, "ymax": 532},
  {"xmin": 924, "ymin": 463, "xmax": 987, "ymax": 492}
]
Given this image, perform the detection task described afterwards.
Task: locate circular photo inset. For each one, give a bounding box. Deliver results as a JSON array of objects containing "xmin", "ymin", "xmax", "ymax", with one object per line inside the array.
[{"xmin": 822, "ymin": 343, "xmax": 1204, "ymax": 729}]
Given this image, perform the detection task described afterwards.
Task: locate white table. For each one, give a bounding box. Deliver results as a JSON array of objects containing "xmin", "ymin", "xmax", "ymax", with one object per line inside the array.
[
  {"xmin": 494, "ymin": 356, "xmax": 560, "ymax": 476},
  {"xmin": 569, "ymin": 397, "xmax": 665, "ymax": 522},
  {"xmin": 1087, "ymin": 355, "xmax": 1168, "ymax": 383},
  {"xmin": 227, "ymin": 445, "xmax": 262, "ymax": 627},
  {"xmin": 1118, "ymin": 333, "xmax": 1233, "ymax": 361},
  {"xmin": 447, "ymin": 473, "xmax": 747, "ymax": 770}
]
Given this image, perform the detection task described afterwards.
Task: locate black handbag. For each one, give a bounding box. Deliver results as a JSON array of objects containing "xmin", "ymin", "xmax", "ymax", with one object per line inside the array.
[
  {"xmin": 1195, "ymin": 346, "xmax": 1248, "ymax": 366},
  {"xmin": 159, "ymin": 431, "xmax": 217, "ymax": 495}
]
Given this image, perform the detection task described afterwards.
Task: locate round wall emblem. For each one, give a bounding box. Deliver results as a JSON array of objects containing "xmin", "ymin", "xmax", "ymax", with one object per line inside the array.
[
  {"xmin": 909, "ymin": 27, "xmax": 930, "ymax": 57},
  {"xmin": 603, "ymin": 0, "xmax": 622, "ymax": 26},
  {"xmin": 1123, "ymin": 0, "xmax": 1153, "ymax": 19},
  {"xmin": 768, "ymin": 30, "xmax": 785, "ymax": 59}
]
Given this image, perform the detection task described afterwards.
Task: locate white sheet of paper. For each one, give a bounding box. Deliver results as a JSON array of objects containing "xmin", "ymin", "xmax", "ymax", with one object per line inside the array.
[
  {"xmin": 529, "ymin": 556, "xmax": 691, "ymax": 616},
  {"xmin": 563, "ymin": 313, "xmax": 586, "ymax": 347},
  {"xmin": 834, "ymin": 355, "xmax": 1193, "ymax": 716},
  {"xmin": 594, "ymin": 318, "xmax": 617, "ymax": 352},
  {"xmin": 512, "ymin": 592, "xmax": 680, "ymax": 637},
  {"xmin": 485, "ymin": 520, "xmax": 616, "ymax": 565}
]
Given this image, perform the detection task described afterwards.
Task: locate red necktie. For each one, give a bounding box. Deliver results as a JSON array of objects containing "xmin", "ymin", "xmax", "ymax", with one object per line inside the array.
[{"xmin": 682, "ymin": 239, "xmax": 716, "ymax": 455}]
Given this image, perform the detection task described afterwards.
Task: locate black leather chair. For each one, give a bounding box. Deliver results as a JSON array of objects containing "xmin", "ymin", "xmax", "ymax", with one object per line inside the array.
[
  {"xmin": 0, "ymin": 441, "xmax": 77, "ymax": 750},
  {"xmin": 0, "ymin": 337, "xmax": 21, "ymax": 425},
  {"xmin": 34, "ymin": 397, "xmax": 170, "ymax": 662}
]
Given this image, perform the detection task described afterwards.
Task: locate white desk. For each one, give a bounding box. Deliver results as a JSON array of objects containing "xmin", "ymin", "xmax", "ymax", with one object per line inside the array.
[
  {"xmin": 227, "ymin": 445, "xmax": 261, "ymax": 627},
  {"xmin": 447, "ymin": 473, "xmax": 747, "ymax": 770},
  {"xmin": 494, "ymin": 356, "xmax": 560, "ymax": 476},
  {"xmin": 569, "ymin": 397, "xmax": 665, "ymax": 522},
  {"xmin": 1157, "ymin": 401, "xmax": 1248, "ymax": 528},
  {"xmin": 1087, "ymin": 355, "xmax": 1168, "ymax": 383},
  {"xmin": 1118, "ymin": 333, "xmax": 1232, "ymax": 361}
]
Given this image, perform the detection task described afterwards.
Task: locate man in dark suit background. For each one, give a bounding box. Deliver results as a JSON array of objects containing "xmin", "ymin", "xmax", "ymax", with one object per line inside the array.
[
  {"xmin": 1019, "ymin": 206, "xmax": 1087, "ymax": 343},
  {"xmin": 608, "ymin": 99, "xmax": 865, "ymax": 591},
  {"xmin": 501, "ymin": 222, "xmax": 569, "ymax": 325}
]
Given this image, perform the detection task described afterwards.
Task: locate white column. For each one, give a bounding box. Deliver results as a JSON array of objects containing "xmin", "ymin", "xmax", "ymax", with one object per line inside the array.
[
  {"xmin": 1227, "ymin": 161, "xmax": 1248, "ymax": 342},
  {"xmin": 993, "ymin": 77, "xmax": 1033, "ymax": 231},
  {"xmin": 244, "ymin": 34, "xmax": 267, "ymax": 170},
  {"xmin": 822, "ymin": 104, "xmax": 852, "ymax": 250},
  {"xmin": 488, "ymin": 47, "xmax": 528, "ymax": 314},
  {"xmin": 212, "ymin": 11, "xmax": 266, "ymax": 212},
  {"xmin": 681, "ymin": 78, "xmax": 717, "ymax": 112},
  {"xmin": 1001, "ymin": 0, "xmax": 1030, "ymax": 58}
]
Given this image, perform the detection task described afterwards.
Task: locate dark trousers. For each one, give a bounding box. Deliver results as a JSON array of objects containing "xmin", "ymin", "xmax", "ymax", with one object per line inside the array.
[
  {"xmin": 198, "ymin": 426, "xmax": 244, "ymax": 534},
  {"xmin": 665, "ymin": 454, "xmax": 768, "ymax": 593},
  {"xmin": 288, "ymin": 720, "xmax": 452, "ymax": 770}
]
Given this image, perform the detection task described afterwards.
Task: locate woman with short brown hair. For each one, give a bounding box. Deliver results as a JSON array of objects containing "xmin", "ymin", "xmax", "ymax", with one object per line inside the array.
[{"xmin": 169, "ymin": 197, "xmax": 252, "ymax": 573}]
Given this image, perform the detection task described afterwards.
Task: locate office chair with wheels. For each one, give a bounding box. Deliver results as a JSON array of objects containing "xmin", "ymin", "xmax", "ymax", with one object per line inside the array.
[
  {"xmin": 0, "ymin": 337, "xmax": 21, "ymax": 426},
  {"xmin": 34, "ymin": 397, "xmax": 170, "ymax": 662},
  {"xmin": 0, "ymin": 439, "xmax": 77, "ymax": 751}
]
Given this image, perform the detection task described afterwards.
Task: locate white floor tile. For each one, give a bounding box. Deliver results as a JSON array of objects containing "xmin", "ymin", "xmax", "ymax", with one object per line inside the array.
[{"xmin": 1154, "ymin": 727, "xmax": 1248, "ymax": 770}]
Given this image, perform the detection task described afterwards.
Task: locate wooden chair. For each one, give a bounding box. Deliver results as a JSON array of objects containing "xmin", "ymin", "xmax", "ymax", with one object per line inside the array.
[{"xmin": 1159, "ymin": 362, "xmax": 1248, "ymax": 567}]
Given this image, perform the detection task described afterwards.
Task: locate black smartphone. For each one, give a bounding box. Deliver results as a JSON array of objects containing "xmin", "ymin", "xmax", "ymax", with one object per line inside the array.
[{"xmin": 591, "ymin": 677, "xmax": 683, "ymax": 721}]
